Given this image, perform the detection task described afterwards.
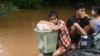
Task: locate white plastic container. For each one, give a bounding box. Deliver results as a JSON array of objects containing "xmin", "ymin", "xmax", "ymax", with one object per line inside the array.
[{"xmin": 34, "ymin": 29, "xmax": 58, "ymax": 53}]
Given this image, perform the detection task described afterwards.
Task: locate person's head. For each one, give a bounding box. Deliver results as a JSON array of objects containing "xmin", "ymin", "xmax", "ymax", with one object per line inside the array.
[
  {"xmin": 75, "ymin": 3, "xmax": 86, "ymax": 16},
  {"xmin": 48, "ymin": 11, "xmax": 58, "ymax": 24},
  {"xmin": 91, "ymin": 4, "xmax": 100, "ymax": 16}
]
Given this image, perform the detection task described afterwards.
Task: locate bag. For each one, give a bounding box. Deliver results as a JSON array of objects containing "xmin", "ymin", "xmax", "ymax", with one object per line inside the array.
[
  {"xmin": 93, "ymin": 33, "xmax": 100, "ymax": 50},
  {"xmin": 78, "ymin": 35, "xmax": 93, "ymax": 49}
]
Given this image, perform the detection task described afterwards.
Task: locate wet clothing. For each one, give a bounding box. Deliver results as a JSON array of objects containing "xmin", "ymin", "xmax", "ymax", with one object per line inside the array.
[
  {"xmin": 56, "ymin": 20, "xmax": 71, "ymax": 53},
  {"xmin": 66, "ymin": 15, "xmax": 90, "ymax": 44}
]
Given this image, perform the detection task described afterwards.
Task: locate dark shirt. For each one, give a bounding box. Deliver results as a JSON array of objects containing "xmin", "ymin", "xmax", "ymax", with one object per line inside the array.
[
  {"xmin": 66, "ymin": 15, "xmax": 90, "ymax": 44},
  {"xmin": 66, "ymin": 15, "xmax": 90, "ymax": 31}
]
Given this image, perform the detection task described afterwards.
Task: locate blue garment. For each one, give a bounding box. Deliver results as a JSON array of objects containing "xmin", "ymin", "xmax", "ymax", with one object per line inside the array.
[{"xmin": 91, "ymin": 17, "xmax": 100, "ymax": 33}]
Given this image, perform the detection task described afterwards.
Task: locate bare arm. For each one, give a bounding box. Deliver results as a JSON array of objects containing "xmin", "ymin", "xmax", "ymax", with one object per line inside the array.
[
  {"xmin": 80, "ymin": 13, "xmax": 90, "ymax": 19},
  {"xmin": 48, "ymin": 23, "xmax": 59, "ymax": 31},
  {"xmin": 38, "ymin": 20, "xmax": 51, "ymax": 24},
  {"xmin": 89, "ymin": 20, "xmax": 94, "ymax": 30},
  {"xmin": 73, "ymin": 23, "xmax": 87, "ymax": 35},
  {"xmin": 37, "ymin": 20, "xmax": 59, "ymax": 31}
]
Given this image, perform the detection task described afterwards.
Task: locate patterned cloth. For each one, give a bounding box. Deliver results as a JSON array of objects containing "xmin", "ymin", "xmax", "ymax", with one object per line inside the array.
[{"xmin": 57, "ymin": 20, "xmax": 71, "ymax": 53}]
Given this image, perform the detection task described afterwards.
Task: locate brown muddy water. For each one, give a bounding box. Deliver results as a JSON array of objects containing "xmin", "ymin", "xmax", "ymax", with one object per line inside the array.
[{"xmin": 0, "ymin": 8, "xmax": 91, "ymax": 56}]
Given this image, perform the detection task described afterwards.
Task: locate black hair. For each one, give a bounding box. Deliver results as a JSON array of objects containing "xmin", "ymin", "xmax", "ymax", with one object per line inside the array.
[
  {"xmin": 48, "ymin": 11, "xmax": 58, "ymax": 19},
  {"xmin": 75, "ymin": 3, "xmax": 85, "ymax": 10},
  {"xmin": 92, "ymin": 4, "xmax": 100, "ymax": 15}
]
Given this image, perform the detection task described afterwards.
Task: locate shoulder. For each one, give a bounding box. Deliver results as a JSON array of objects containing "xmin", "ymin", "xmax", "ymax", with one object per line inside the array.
[
  {"xmin": 66, "ymin": 15, "xmax": 76, "ymax": 24},
  {"xmin": 67, "ymin": 15, "xmax": 76, "ymax": 21},
  {"xmin": 82, "ymin": 17, "xmax": 90, "ymax": 21},
  {"xmin": 58, "ymin": 20, "xmax": 65, "ymax": 24},
  {"xmin": 58, "ymin": 20, "xmax": 66, "ymax": 25},
  {"xmin": 59, "ymin": 20, "xmax": 64, "ymax": 22},
  {"xmin": 68, "ymin": 15, "xmax": 75, "ymax": 19}
]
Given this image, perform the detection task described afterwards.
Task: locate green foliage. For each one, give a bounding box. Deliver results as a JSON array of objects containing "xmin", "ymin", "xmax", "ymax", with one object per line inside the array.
[
  {"xmin": 1, "ymin": 0, "xmax": 100, "ymax": 9},
  {"xmin": 0, "ymin": 1, "xmax": 18, "ymax": 15},
  {"xmin": 42, "ymin": 0, "xmax": 68, "ymax": 7},
  {"xmin": 6, "ymin": 0, "xmax": 43, "ymax": 9}
]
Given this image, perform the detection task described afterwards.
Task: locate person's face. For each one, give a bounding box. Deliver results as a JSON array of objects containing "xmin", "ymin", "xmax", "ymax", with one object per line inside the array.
[
  {"xmin": 91, "ymin": 9, "xmax": 97, "ymax": 16},
  {"xmin": 76, "ymin": 8, "xmax": 86, "ymax": 16},
  {"xmin": 49, "ymin": 16, "xmax": 58, "ymax": 24}
]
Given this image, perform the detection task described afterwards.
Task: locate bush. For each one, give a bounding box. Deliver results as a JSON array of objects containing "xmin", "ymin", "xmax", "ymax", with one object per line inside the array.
[
  {"xmin": 1, "ymin": 0, "xmax": 100, "ymax": 9},
  {"xmin": 42, "ymin": 0, "xmax": 68, "ymax": 7},
  {"xmin": 0, "ymin": 1, "xmax": 18, "ymax": 15},
  {"xmin": 5, "ymin": 0, "xmax": 43, "ymax": 9}
]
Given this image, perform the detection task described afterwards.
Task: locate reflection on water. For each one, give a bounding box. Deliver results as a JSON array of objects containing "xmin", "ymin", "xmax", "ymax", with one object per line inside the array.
[{"xmin": 0, "ymin": 8, "xmax": 90, "ymax": 56}]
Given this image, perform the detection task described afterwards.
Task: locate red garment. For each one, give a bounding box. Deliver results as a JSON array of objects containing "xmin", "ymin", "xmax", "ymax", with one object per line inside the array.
[{"xmin": 57, "ymin": 20, "xmax": 71, "ymax": 53}]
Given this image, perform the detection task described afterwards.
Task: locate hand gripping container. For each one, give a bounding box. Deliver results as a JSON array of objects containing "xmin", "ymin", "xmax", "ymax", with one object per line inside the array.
[{"xmin": 34, "ymin": 29, "xmax": 58, "ymax": 53}]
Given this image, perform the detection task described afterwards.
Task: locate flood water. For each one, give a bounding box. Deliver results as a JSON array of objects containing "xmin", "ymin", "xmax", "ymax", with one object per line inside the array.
[{"xmin": 0, "ymin": 8, "xmax": 90, "ymax": 56}]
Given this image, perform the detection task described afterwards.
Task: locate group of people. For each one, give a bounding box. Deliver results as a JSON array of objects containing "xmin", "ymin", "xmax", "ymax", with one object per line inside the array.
[{"xmin": 37, "ymin": 3, "xmax": 100, "ymax": 56}]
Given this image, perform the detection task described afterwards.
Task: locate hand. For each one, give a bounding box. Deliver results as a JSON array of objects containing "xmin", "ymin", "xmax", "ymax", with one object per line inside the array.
[
  {"xmin": 49, "ymin": 22, "xmax": 55, "ymax": 25},
  {"xmin": 52, "ymin": 50, "xmax": 61, "ymax": 56},
  {"xmin": 80, "ymin": 13, "xmax": 90, "ymax": 19},
  {"xmin": 70, "ymin": 43, "xmax": 76, "ymax": 50}
]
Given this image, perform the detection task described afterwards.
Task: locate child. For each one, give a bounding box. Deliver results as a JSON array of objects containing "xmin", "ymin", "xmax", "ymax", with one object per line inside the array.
[
  {"xmin": 37, "ymin": 11, "xmax": 73, "ymax": 56},
  {"xmin": 66, "ymin": 3, "xmax": 91, "ymax": 45},
  {"xmin": 48, "ymin": 11, "xmax": 71, "ymax": 56},
  {"xmin": 89, "ymin": 4, "xmax": 100, "ymax": 50},
  {"xmin": 90, "ymin": 4, "xmax": 100, "ymax": 34}
]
